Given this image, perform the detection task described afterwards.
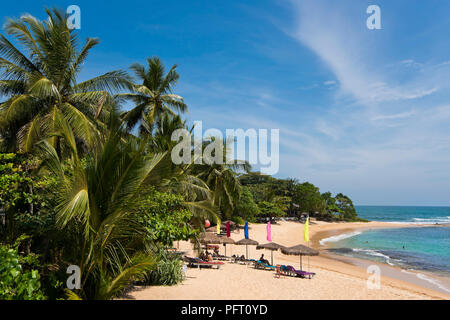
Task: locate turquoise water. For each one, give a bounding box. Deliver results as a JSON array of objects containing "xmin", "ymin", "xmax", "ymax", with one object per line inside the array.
[
  {"xmin": 323, "ymin": 206, "xmax": 450, "ymax": 278},
  {"xmin": 356, "ymin": 205, "xmax": 450, "ymax": 224}
]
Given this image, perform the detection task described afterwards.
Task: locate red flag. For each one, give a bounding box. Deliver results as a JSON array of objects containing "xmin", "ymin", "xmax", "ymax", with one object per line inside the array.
[{"xmin": 226, "ymin": 221, "xmax": 231, "ymax": 237}]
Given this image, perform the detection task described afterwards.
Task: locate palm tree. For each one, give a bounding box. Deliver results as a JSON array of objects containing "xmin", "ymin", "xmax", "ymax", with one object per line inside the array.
[
  {"xmin": 0, "ymin": 9, "xmax": 132, "ymax": 153},
  {"xmin": 119, "ymin": 57, "xmax": 187, "ymax": 133},
  {"xmin": 147, "ymin": 113, "xmax": 187, "ymax": 152},
  {"xmin": 39, "ymin": 112, "xmax": 220, "ymax": 298},
  {"xmin": 39, "ymin": 114, "xmax": 170, "ymax": 299},
  {"xmin": 193, "ymin": 139, "xmax": 251, "ymax": 219}
]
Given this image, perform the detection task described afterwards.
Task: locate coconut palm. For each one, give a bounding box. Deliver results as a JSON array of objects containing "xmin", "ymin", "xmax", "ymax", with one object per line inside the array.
[
  {"xmin": 39, "ymin": 113, "xmax": 173, "ymax": 299},
  {"xmin": 39, "ymin": 111, "xmax": 221, "ymax": 299},
  {"xmin": 146, "ymin": 113, "xmax": 187, "ymax": 152},
  {"xmin": 193, "ymin": 139, "xmax": 251, "ymax": 218},
  {"xmin": 119, "ymin": 57, "xmax": 187, "ymax": 133},
  {"xmin": 0, "ymin": 9, "xmax": 132, "ymax": 153}
]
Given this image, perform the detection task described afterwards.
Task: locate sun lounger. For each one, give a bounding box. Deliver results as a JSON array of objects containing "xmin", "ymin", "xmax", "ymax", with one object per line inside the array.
[
  {"xmin": 285, "ymin": 265, "xmax": 315, "ymax": 279},
  {"xmin": 212, "ymin": 253, "xmax": 231, "ymax": 261},
  {"xmin": 183, "ymin": 256, "xmax": 224, "ymax": 269},
  {"xmin": 253, "ymin": 260, "xmax": 276, "ymax": 270},
  {"xmin": 232, "ymin": 256, "xmax": 254, "ymax": 264},
  {"xmin": 275, "ymin": 264, "xmax": 289, "ymax": 278}
]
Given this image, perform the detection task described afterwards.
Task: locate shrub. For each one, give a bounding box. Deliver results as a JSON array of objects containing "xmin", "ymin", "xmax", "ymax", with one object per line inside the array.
[
  {"xmin": 145, "ymin": 250, "xmax": 185, "ymax": 286},
  {"xmin": 0, "ymin": 245, "xmax": 45, "ymax": 300}
]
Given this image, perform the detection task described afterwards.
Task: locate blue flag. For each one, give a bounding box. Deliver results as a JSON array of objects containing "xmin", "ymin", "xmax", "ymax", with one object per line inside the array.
[{"xmin": 244, "ymin": 221, "xmax": 249, "ymax": 239}]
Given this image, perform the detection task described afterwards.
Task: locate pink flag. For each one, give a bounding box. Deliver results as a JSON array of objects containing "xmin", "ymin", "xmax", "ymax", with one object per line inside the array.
[{"xmin": 267, "ymin": 221, "xmax": 272, "ymax": 242}]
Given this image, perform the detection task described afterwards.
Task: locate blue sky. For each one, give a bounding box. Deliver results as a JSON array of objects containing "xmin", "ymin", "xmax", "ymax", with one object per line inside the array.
[{"xmin": 3, "ymin": 0, "xmax": 450, "ymax": 206}]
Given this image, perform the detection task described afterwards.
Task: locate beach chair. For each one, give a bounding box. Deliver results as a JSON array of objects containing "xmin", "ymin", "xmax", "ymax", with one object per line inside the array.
[
  {"xmin": 286, "ymin": 265, "xmax": 315, "ymax": 279},
  {"xmin": 212, "ymin": 253, "xmax": 231, "ymax": 261},
  {"xmin": 254, "ymin": 260, "xmax": 276, "ymax": 271},
  {"xmin": 275, "ymin": 264, "xmax": 287, "ymax": 278},
  {"xmin": 192, "ymin": 257, "xmax": 224, "ymax": 269},
  {"xmin": 183, "ymin": 256, "xmax": 224, "ymax": 269},
  {"xmin": 232, "ymin": 255, "xmax": 253, "ymax": 265}
]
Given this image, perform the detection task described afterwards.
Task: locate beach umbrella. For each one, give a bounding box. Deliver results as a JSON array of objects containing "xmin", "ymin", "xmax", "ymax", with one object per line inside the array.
[
  {"xmin": 197, "ymin": 232, "xmax": 222, "ymax": 245},
  {"xmin": 221, "ymin": 236, "xmax": 235, "ymax": 256},
  {"xmin": 281, "ymin": 244, "xmax": 319, "ymax": 271},
  {"xmin": 256, "ymin": 242, "xmax": 285, "ymax": 266},
  {"xmin": 226, "ymin": 221, "xmax": 231, "ymax": 237},
  {"xmin": 236, "ymin": 238, "xmax": 259, "ymax": 259},
  {"xmin": 205, "ymin": 226, "xmax": 217, "ymax": 233}
]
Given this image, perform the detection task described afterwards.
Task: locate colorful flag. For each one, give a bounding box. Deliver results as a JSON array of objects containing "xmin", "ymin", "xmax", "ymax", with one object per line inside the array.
[
  {"xmin": 304, "ymin": 217, "xmax": 309, "ymax": 243},
  {"xmin": 267, "ymin": 221, "xmax": 272, "ymax": 242},
  {"xmin": 226, "ymin": 221, "xmax": 231, "ymax": 237},
  {"xmin": 217, "ymin": 218, "xmax": 221, "ymax": 235},
  {"xmin": 244, "ymin": 221, "xmax": 249, "ymax": 239}
]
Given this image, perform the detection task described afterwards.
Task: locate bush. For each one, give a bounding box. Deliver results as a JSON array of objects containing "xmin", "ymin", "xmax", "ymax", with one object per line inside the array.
[
  {"xmin": 0, "ymin": 245, "xmax": 45, "ymax": 300},
  {"xmin": 136, "ymin": 190, "xmax": 197, "ymax": 246},
  {"xmin": 231, "ymin": 216, "xmax": 245, "ymax": 225},
  {"xmin": 145, "ymin": 250, "xmax": 185, "ymax": 286}
]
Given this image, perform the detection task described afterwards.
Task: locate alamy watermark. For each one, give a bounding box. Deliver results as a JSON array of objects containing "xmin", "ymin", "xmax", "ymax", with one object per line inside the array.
[
  {"xmin": 366, "ymin": 265, "xmax": 381, "ymax": 289},
  {"xmin": 366, "ymin": 5, "xmax": 381, "ymax": 30},
  {"xmin": 66, "ymin": 265, "xmax": 81, "ymax": 290},
  {"xmin": 171, "ymin": 121, "xmax": 279, "ymax": 175},
  {"xmin": 67, "ymin": 5, "xmax": 81, "ymax": 30}
]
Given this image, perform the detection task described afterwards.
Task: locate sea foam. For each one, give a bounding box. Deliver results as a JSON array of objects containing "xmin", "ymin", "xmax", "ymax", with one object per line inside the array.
[
  {"xmin": 319, "ymin": 231, "xmax": 362, "ymax": 245},
  {"xmin": 401, "ymin": 270, "xmax": 450, "ymax": 293}
]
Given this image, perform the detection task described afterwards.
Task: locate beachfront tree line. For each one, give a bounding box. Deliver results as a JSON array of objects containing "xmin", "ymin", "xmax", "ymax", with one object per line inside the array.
[
  {"xmin": 0, "ymin": 9, "xmax": 362, "ymax": 300},
  {"xmin": 235, "ymin": 172, "xmax": 364, "ymax": 223}
]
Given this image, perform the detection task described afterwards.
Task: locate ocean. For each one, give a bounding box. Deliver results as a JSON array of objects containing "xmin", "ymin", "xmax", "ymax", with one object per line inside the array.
[{"xmin": 321, "ymin": 206, "xmax": 450, "ymax": 293}]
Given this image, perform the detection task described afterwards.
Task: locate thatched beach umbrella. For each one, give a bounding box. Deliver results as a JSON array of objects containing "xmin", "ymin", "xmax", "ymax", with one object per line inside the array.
[
  {"xmin": 256, "ymin": 242, "xmax": 285, "ymax": 266},
  {"xmin": 281, "ymin": 244, "xmax": 319, "ymax": 270},
  {"xmin": 220, "ymin": 236, "xmax": 235, "ymax": 256},
  {"xmin": 200, "ymin": 232, "xmax": 223, "ymax": 244},
  {"xmin": 205, "ymin": 226, "xmax": 217, "ymax": 233},
  {"xmin": 235, "ymin": 238, "xmax": 259, "ymax": 259}
]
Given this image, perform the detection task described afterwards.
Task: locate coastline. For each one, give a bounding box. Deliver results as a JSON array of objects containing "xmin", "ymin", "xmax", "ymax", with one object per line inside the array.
[
  {"xmin": 128, "ymin": 220, "xmax": 450, "ymax": 300},
  {"xmin": 310, "ymin": 221, "xmax": 450, "ymax": 298}
]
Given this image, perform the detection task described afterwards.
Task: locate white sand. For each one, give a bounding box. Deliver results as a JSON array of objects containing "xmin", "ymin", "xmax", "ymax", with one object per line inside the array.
[{"xmin": 128, "ymin": 221, "xmax": 450, "ymax": 300}]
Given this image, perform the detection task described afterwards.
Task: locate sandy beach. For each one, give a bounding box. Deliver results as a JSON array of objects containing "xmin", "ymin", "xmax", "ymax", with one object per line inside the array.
[{"xmin": 128, "ymin": 220, "xmax": 450, "ymax": 300}]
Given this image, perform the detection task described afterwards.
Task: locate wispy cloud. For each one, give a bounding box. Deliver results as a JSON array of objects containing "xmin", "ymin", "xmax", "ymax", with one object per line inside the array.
[
  {"xmin": 371, "ymin": 110, "xmax": 415, "ymax": 121},
  {"xmin": 287, "ymin": 0, "xmax": 443, "ymax": 106}
]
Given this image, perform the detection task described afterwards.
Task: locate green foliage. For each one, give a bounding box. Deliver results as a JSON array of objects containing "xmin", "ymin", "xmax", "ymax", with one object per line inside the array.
[
  {"xmin": 0, "ymin": 153, "xmax": 58, "ymax": 245},
  {"xmin": 0, "ymin": 153, "xmax": 35, "ymax": 210},
  {"xmin": 238, "ymin": 172, "xmax": 363, "ymax": 222},
  {"xmin": 292, "ymin": 182, "xmax": 326, "ymax": 215},
  {"xmin": 136, "ymin": 189, "xmax": 197, "ymax": 246},
  {"xmin": 144, "ymin": 250, "xmax": 185, "ymax": 286},
  {"xmin": 0, "ymin": 245, "xmax": 45, "ymax": 300},
  {"xmin": 119, "ymin": 57, "xmax": 187, "ymax": 132},
  {"xmin": 231, "ymin": 215, "xmax": 245, "ymax": 225},
  {"xmin": 335, "ymin": 193, "xmax": 359, "ymax": 221},
  {"xmin": 0, "ymin": 9, "xmax": 132, "ymax": 153},
  {"xmin": 234, "ymin": 187, "xmax": 260, "ymax": 222},
  {"xmin": 257, "ymin": 201, "xmax": 286, "ymax": 218}
]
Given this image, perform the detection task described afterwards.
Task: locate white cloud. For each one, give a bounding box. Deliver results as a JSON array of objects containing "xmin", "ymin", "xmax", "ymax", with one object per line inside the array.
[
  {"xmin": 371, "ymin": 111, "xmax": 416, "ymax": 121},
  {"xmin": 287, "ymin": 1, "xmax": 441, "ymax": 106},
  {"xmin": 323, "ymin": 80, "xmax": 337, "ymax": 86}
]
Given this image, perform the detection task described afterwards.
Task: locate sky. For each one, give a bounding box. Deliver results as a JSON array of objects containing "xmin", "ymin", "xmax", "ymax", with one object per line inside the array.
[{"xmin": 2, "ymin": 0, "xmax": 450, "ymax": 206}]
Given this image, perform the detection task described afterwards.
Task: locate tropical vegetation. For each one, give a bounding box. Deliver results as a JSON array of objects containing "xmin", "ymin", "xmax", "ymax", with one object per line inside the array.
[{"xmin": 0, "ymin": 8, "xmax": 364, "ymax": 300}]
